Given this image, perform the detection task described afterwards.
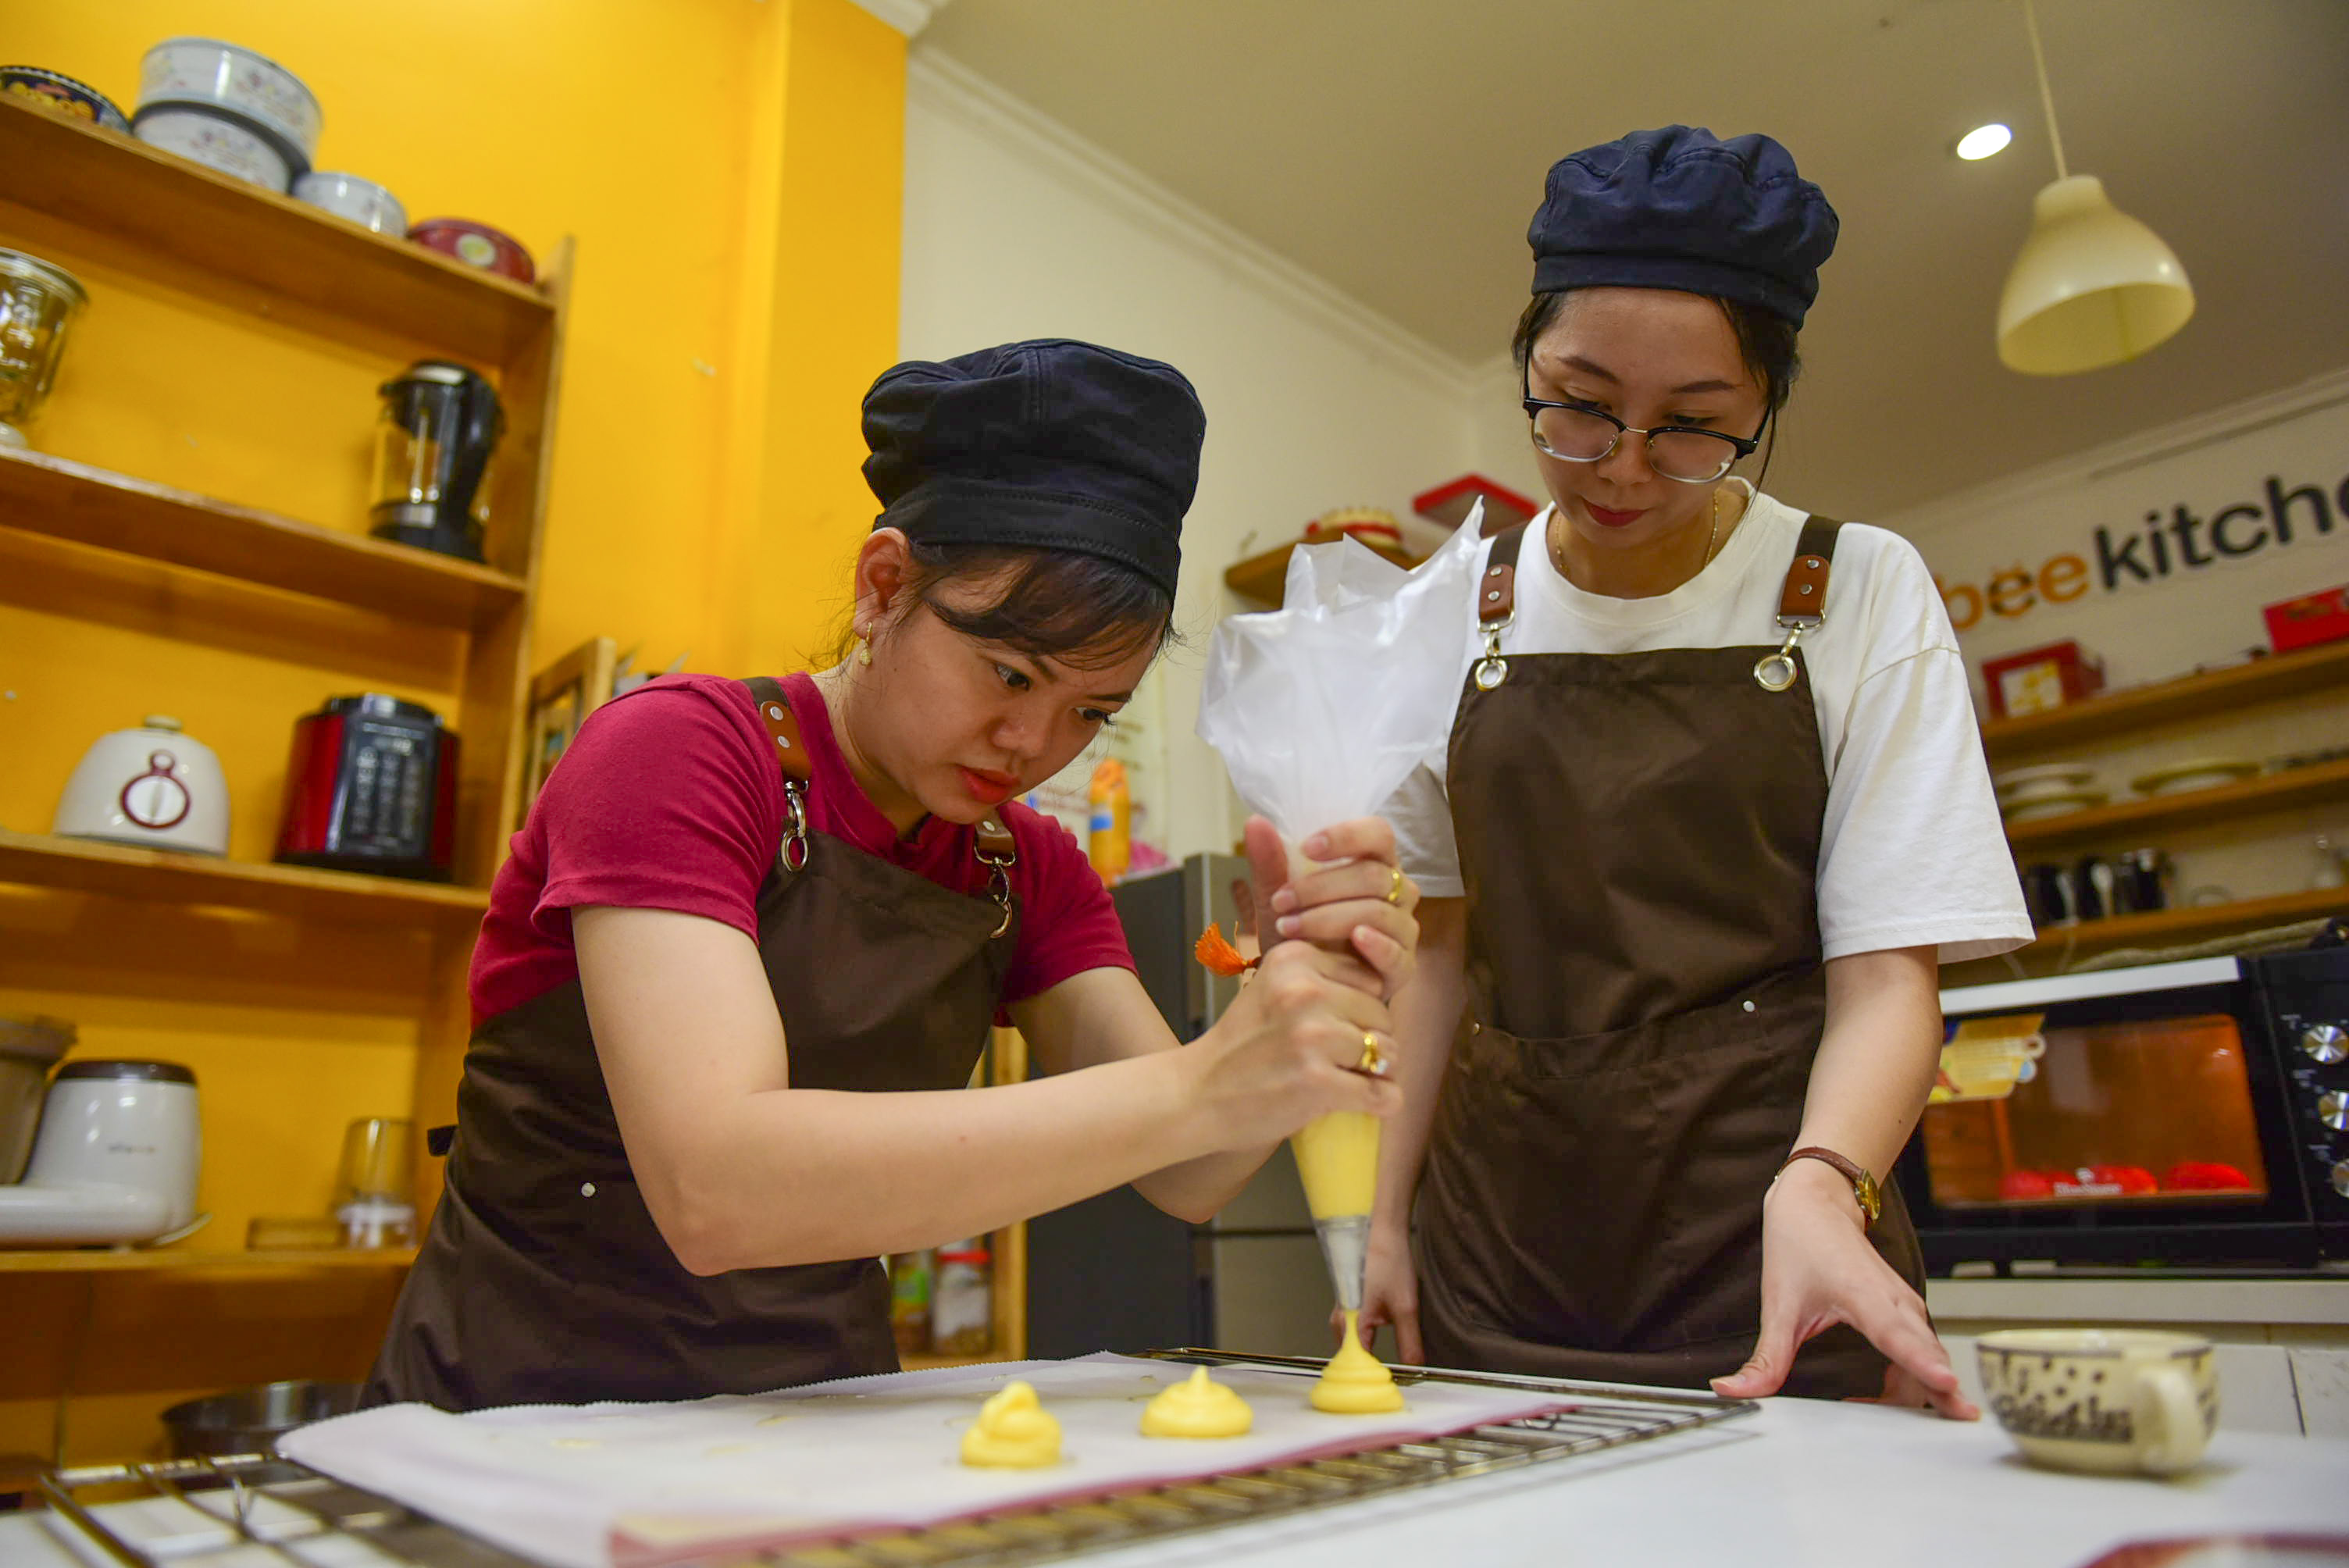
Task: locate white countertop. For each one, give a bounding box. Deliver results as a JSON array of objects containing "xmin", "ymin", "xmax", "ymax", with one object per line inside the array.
[
  {"xmin": 1928, "ymin": 1275, "xmax": 2349, "ymax": 1327},
  {"xmin": 10, "ymin": 1397, "xmax": 2348, "ymax": 1568}
]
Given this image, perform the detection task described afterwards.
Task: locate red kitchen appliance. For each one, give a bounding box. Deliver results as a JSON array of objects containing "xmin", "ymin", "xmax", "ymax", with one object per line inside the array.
[
  {"xmin": 1895, "ymin": 943, "xmax": 2349, "ymax": 1274},
  {"xmin": 274, "ymin": 695, "xmax": 458, "ymax": 880},
  {"xmin": 2265, "ymin": 583, "xmax": 2349, "ymax": 655},
  {"xmin": 1980, "ymin": 639, "xmax": 2106, "ymax": 720}
]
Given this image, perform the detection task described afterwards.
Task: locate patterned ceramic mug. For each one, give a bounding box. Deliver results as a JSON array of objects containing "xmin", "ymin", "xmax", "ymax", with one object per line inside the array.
[{"xmin": 1977, "ymin": 1328, "xmax": 2219, "ymax": 1475}]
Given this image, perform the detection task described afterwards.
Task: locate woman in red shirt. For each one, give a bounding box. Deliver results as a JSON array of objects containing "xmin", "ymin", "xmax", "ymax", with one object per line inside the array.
[{"xmin": 367, "ymin": 340, "xmax": 1419, "ymax": 1410}]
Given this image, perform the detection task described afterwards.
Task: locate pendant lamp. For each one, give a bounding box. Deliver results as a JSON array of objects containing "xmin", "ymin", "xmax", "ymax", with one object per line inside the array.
[{"xmin": 1995, "ymin": 0, "xmax": 2194, "ymax": 375}]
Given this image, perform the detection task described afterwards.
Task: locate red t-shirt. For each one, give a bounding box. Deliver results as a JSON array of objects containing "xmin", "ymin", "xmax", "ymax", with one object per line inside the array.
[{"xmin": 469, "ymin": 672, "xmax": 1133, "ymax": 1026}]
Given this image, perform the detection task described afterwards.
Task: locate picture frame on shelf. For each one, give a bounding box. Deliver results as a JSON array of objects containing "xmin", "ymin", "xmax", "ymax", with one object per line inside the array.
[{"xmin": 520, "ymin": 636, "xmax": 618, "ymax": 823}]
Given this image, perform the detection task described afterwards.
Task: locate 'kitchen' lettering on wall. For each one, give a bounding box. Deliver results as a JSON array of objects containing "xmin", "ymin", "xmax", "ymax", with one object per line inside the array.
[{"xmin": 1932, "ymin": 468, "xmax": 2346, "ymax": 633}]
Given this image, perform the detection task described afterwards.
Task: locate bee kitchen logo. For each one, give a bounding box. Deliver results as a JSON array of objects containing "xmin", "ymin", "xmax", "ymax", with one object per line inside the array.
[{"xmin": 1931, "ymin": 471, "xmax": 2345, "ymax": 633}]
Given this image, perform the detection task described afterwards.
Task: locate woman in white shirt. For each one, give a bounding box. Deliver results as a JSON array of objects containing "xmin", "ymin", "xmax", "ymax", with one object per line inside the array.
[{"xmin": 1363, "ymin": 127, "xmax": 2030, "ymax": 1413}]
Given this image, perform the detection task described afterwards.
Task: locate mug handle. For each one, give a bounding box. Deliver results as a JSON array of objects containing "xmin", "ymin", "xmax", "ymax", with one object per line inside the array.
[{"xmin": 2133, "ymin": 1364, "xmax": 2208, "ymax": 1474}]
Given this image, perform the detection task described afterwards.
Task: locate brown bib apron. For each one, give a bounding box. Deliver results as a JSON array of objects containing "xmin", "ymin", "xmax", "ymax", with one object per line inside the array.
[
  {"xmin": 1413, "ymin": 519, "xmax": 1924, "ymax": 1399},
  {"xmin": 366, "ymin": 677, "xmax": 1019, "ymax": 1411}
]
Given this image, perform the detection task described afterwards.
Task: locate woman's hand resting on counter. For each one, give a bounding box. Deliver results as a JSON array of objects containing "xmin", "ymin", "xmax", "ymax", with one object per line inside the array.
[{"xmin": 1710, "ymin": 1157, "xmax": 1980, "ymax": 1420}]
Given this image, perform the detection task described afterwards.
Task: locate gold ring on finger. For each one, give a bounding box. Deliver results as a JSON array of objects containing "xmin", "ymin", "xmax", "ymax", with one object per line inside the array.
[
  {"xmin": 1384, "ymin": 864, "xmax": 1404, "ymax": 906},
  {"xmin": 1356, "ymin": 1032, "xmax": 1388, "ymax": 1076}
]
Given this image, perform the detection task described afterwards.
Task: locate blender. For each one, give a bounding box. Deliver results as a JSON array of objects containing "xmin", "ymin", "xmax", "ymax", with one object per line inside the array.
[{"xmin": 369, "ymin": 360, "xmax": 502, "ymax": 561}]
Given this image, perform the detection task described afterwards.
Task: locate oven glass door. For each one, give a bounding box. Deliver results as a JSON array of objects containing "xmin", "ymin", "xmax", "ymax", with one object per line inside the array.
[{"xmin": 1898, "ymin": 958, "xmax": 2313, "ymax": 1266}]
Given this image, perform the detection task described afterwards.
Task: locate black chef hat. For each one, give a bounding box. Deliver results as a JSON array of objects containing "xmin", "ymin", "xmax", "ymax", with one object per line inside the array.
[
  {"xmin": 861, "ymin": 339, "xmax": 1203, "ymax": 601},
  {"xmin": 1528, "ymin": 126, "xmax": 1838, "ymax": 329}
]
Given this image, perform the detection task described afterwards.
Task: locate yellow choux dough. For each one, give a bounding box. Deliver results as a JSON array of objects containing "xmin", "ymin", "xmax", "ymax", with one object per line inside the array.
[
  {"xmin": 1139, "ymin": 1365, "xmax": 1254, "ymax": 1438},
  {"xmin": 1311, "ymin": 1312, "xmax": 1405, "ymax": 1414},
  {"xmin": 959, "ymin": 1381, "xmax": 1062, "ymax": 1468},
  {"xmin": 1291, "ymin": 1110, "xmax": 1380, "ymax": 1221}
]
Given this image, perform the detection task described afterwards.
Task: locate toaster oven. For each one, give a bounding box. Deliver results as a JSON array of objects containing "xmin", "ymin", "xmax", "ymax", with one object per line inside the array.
[{"xmin": 1895, "ymin": 945, "xmax": 2349, "ymax": 1274}]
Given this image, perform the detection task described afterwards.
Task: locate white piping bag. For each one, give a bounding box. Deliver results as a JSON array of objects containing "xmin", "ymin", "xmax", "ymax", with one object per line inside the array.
[{"xmin": 1196, "ymin": 507, "xmax": 1485, "ymax": 1309}]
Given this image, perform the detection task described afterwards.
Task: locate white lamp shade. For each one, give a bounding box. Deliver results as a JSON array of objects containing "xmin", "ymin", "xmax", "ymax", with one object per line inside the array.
[{"xmin": 1997, "ymin": 174, "xmax": 2195, "ymax": 375}]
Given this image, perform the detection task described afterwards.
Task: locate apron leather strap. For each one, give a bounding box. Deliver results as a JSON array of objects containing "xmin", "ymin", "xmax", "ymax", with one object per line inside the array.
[
  {"xmin": 1481, "ymin": 523, "xmax": 1530, "ymax": 624},
  {"xmin": 740, "ymin": 678, "xmax": 1018, "ymax": 892},
  {"xmin": 1775, "ymin": 515, "xmax": 1843, "ymax": 627},
  {"xmin": 744, "ymin": 676, "xmax": 814, "ymax": 785}
]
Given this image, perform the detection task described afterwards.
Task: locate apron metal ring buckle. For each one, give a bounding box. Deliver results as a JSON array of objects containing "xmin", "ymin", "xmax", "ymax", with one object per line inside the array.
[
  {"xmin": 1753, "ymin": 618, "xmax": 1814, "ymax": 693},
  {"xmin": 780, "ymin": 782, "xmax": 812, "ymax": 872},
  {"xmin": 977, "ymin": 849, "xmax": 1016, "ymax": 939},
  {"xmin": 1473, "ymin": 615, "xmax": 1513, "ymax": 690}
]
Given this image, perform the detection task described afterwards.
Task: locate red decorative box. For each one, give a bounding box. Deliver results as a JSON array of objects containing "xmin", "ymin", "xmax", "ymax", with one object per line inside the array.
[
  {"xmin": 1980, "ymin": 640, "xmax": 2106, "ymax": 720},
  {"xmin": 1410, "ymin": 474, "xmax": 1539, "ymax": 535},
  {"xmin": 2265, "ymin": 584, "xmax": 2349, "ymax": 654}
]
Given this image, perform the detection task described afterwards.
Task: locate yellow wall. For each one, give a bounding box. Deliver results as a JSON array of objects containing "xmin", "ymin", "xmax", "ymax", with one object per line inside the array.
[{"xmin": 0, "ymin": 0, "xmax": 906, "ymax": 1465}]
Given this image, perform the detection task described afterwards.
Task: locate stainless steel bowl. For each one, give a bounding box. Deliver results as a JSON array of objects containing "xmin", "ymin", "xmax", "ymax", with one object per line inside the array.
[{"xmin": 160, "ymin": 1381, "xmax": 364, "ymax": 1458}]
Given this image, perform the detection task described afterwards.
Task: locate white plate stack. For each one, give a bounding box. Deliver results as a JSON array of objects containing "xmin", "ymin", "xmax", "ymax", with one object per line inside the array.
[{"xmin": 1994, "ymin": 762, "xmax": 2106, "ymax": 822}]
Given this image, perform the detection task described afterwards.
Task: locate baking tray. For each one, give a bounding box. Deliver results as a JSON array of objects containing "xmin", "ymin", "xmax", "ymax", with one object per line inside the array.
[{"xmin": 37, "ymin": 1351, "xmax": 1758, "ymax": 1568}]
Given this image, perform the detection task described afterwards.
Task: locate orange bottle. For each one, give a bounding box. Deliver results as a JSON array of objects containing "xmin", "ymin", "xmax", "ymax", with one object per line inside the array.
[{"xmin": 1087, "ymin": 759, "xmax": 1130, "ymax": 885}]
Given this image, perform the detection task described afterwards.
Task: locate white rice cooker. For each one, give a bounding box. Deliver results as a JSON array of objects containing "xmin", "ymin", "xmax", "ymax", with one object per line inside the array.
[
  {"xmin": 52, "ymin": 715, "xmax": 230, "ymax": 856},
  {"xmin": 0, "ymin": 1060, "xmax": 205, "ymax": 1246}
]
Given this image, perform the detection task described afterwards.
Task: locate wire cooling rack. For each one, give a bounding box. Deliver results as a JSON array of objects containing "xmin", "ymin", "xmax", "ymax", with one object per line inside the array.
[{"xmin": 37, "ymin": 1352, "xmax": 1757, "ymax": 1568}]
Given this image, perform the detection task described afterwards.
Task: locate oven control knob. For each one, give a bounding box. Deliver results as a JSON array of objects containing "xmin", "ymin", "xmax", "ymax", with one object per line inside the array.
[
  {"xmin": 2304, "ymin": 1025, "xmax": 2349, "ymax": 1065},
  {"xmin": 2336, "ymin": 1161, "xmax": 2349, "ymax": 1200},
  {"xmin": 2322, "ymin": 1092, "xmax": 2349, "ymax": 1132}
]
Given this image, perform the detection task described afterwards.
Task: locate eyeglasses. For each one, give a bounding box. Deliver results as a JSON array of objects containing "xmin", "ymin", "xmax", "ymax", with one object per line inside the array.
[{"xmin": 1521, "ymin": 395, "xmax": 1759, "ymax": 484}]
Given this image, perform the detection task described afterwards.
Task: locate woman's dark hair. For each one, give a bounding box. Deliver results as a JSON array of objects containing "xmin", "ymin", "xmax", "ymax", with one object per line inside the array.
[
  {"xmin": 829, "ymin": 539, "xmax": 1175, "ymax": 671},
  {"xmin": 1510, "ymin": 290, "xmax": 1802, "ymax": 486}
]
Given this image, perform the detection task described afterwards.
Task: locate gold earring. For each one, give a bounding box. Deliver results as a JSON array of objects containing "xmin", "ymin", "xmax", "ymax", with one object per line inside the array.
[{"xmin": 856, "ymin": 629, "xmax": 872, "ymax": 666}]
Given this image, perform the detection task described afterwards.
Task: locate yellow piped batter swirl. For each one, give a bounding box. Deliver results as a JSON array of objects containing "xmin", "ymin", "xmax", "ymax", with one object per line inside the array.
[
  {"xmin": 1139, "ymin": 1365, "xmax": 1254, "ymax": 1438},
  {"xmin": 960, "ymin": 1381, "xmax": 1062, "ymax": 1467},
  {"xmin": 1312, "ymin": 1312, "xmax": 1405, "ymax": 1413}
]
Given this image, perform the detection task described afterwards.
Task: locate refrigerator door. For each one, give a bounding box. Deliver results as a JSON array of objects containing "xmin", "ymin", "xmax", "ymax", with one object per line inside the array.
[
  {"xmin": 1183, "ymin": 852, "xmax": 1250, "ymax": 1039},
  {"xmin": 1025, "ymin": 1185, "xmax": 1202, "ymax": 1358}
]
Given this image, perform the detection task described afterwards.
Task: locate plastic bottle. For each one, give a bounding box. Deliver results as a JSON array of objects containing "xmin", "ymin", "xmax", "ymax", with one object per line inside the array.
[
  {"xmin": 887, "ymin": 1249, "xmax": 933, "ymax": 1356},
  {"xmin": 1087, "ymin": 759, "xmax": 1130, "ymax": 885},
  {"xmin": 930, "ymin": 1238, "xmax": 993, "ymax": 1357}
]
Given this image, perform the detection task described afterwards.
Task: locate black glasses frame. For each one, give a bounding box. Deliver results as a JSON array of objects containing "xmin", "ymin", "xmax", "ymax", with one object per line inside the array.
[{"xmin": 1520, "ymin": 394, "xmax": 1760, "ymax": 483}]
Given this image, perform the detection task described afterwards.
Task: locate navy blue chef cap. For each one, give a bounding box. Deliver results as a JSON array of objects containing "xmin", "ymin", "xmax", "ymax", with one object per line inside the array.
[
  {"xmin": 1528, "ymin": 126, "xmax": 1838, "ymax": 329},
  {"xmin": 861, "ymin": 339, "xmax": 1203, "ymax": 601}
]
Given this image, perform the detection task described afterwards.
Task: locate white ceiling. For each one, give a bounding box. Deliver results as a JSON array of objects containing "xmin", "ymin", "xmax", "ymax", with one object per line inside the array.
[{"xmin": 917, "ymin": 0, "xmax": 2349, "ymax": 519}]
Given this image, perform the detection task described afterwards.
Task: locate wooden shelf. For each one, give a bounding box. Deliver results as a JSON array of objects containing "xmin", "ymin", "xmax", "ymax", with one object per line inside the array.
[
  {"xmin": 0, "ymin": 98, "xmax": 551, "ymax": 364},
  {"xmin": 1222, "ymin": 539, "xmax": 1422, "ymax": 606},
  {"xmin": 0, "ymin": 1247, "xmax": 416, "ymax": 1274},
  {"xmin": 2005, "ymin": 759, "xmax": 2349, "ymax": 852},
  {"xmin": 0, "ymin": 447, "xmax": 526, "ymax": 631},
  {"xmin": 1988, "ymin": 886, "xmax": 2349, "ymax": 964},
  {"xmin": 1981, "ymin": 640, "xmax": 2349, "ymax": 761},
  {"xmin": 0, "ymin": 829, "xmax": 490, "ymax": 927}
]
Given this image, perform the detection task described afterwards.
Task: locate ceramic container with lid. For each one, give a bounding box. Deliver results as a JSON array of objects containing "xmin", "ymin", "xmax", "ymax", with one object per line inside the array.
[
  {"xmin": 137, "ymin": 37, "xmax": 319, "ymax": 164},
  {"xmin": 130, "ymin": 102, "xmax": 300, "ymax": 191},
  {"xmin": 293, "ymin": 171, "xmax": 406, "ymax": 234},
  {"xmin": 406, "ymin": 218, "xmax": 534, "ymax": 283},
  {"xmin": 53, "ymin": 715, "xmax": 231, "ymax": 856},
  {"xmin": 0, "ymin": 66, "xmax": 130, "ymax": 133}
]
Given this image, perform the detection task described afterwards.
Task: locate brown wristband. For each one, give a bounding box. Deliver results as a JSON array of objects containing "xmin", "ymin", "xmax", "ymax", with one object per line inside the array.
[{"xmin": 1779, "ymin": 1146, "xmax": 1881, "ymax": 1231}]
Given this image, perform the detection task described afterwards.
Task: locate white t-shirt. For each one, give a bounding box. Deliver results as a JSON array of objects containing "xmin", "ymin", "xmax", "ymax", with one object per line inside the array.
[{"xmin": 1384, "ymin": 489, "xmax": 2033, "ymax": 965}]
